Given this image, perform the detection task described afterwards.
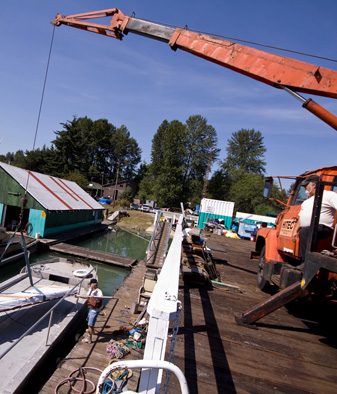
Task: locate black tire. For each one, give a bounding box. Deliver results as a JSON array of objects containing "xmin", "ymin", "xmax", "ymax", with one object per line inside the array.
[{"xmin": 257, "ymin": 246, "xmax": 270, "ymax": 291}]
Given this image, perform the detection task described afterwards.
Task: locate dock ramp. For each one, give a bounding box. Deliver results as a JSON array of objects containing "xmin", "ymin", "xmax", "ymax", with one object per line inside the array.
[{"xmin": 145, "ymin": 213, "xmax": 172, "ymax": 268}]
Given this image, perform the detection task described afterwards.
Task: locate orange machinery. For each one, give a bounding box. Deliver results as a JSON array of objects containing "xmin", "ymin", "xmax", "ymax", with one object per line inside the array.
[
  {"xmin": 52, "ymin": 9, "xmax": 337, "ymax": 325},
  {"xmin": 51, "ymin": 8, "xmax": 337, "ymax": 130}
]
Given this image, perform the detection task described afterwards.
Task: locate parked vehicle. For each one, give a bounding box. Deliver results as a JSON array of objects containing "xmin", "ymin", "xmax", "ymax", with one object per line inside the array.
[
  {"xmin": 141, "ymin": 204, "xmax": 151, "ymax": 212},
  {"xmin": 236, "ymin": 167, "xmax": 337, "ymax": 325}
]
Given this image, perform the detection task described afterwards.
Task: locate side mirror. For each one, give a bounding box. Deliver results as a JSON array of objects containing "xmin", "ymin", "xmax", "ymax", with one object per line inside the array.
[{"xmin": 263, "ymin": 177, "xmax": 273, "ymax": 199}]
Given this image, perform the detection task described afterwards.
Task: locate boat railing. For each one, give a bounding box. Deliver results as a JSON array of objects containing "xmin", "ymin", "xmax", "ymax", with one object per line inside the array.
[
  {"xmin": 96, "ymin": 360, "xmax": 189, "ymax": 394},
  {"xmin": 145, "ymin": 210, "xmax": 162, "ymax": 258},
  {"xmin": 146, "ymin": 210, "xmax": 181, "ymax": 260},
  {"xmin": 145, "ymin": 215, "xmax": 172, "ymax": 266},
  {"xmin": 0, "ymin": 265, "xmax": 98, "ymax": 361}
]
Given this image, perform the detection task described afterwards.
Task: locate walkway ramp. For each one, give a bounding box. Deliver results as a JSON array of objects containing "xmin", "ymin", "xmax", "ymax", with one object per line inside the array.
[{"xmin": 145, "ymin": 218, "xmax": 172, "ymax": 268}]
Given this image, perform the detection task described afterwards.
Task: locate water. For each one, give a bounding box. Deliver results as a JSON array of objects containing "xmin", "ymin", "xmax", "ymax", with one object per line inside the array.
[
  {"xmin": 70, "ymin": 227, "xmax": 150, "ymax": 262},
  {"xmin": 0, "ymin": 228, "xmax": 150, "ymax": 297}
]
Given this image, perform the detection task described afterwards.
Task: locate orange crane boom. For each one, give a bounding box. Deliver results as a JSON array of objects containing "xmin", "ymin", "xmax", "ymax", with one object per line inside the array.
[{"xmin": 52, "ymin": 8, "xmax": 337, "ymax": 130}]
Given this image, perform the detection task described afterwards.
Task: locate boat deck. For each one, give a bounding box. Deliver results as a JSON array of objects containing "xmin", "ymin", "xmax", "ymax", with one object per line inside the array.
[
  {"xmin": 0, "ymin": 274, "xmax": 88, "ymax": 394},
  {"xmin": 39, "ymin": 233, "xmax": 337, "ymax": 393}
]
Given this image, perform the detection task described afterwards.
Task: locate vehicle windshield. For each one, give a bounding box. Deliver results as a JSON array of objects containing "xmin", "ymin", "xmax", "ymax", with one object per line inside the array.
[{"xmin": 291, "ymin": 179, "xmax": 308, "ymax": 206}]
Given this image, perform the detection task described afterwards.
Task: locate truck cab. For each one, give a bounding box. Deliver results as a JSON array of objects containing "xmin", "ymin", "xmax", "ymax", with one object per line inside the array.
[{"xmin": 255, "ymin": 166, "xmax": 337, "ymax": 292}]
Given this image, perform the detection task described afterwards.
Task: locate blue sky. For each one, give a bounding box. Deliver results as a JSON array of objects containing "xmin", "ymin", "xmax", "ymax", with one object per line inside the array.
[{"xmin": 1, "ymin": 0, "xmax": 337, "ymax": 188}]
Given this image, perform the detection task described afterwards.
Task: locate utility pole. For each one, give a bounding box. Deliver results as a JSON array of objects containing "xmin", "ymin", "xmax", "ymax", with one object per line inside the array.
[
  {"xmin": 112, "ymin": 163, "xmax": 120, "ymax": 208},
  {"xmin": 202, "ymin": 148, "xmax": 213, "ymax": 199}
]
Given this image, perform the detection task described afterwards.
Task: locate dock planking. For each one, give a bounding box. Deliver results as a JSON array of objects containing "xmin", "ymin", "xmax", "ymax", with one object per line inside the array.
[
  {"xmin": 39, "ymin": 233, "xmax": 337, "ymax": 394},
  {"xmin": 49, "ymin": 243, "xmax": 137, "ymax": 268},
  {"xmin": 39, "ymin": 260, "xmax": 148, "ymax": 394},
  {"xmin": 168, "ymin": 233, "xmax": 337, "ymax": 394}
]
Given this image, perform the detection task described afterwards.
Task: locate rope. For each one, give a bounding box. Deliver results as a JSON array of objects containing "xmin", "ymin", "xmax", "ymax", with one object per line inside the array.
[
  {"xmin": 24, "ymin": 25, "xmax": 56, "ymax": 191},
  {"xmin": 11, "ymin": 26, "xmax": 56, "ymax": 287},
  {"xmin": 54, "ymin": 366, "xmax": 114, "ymax": 394}
]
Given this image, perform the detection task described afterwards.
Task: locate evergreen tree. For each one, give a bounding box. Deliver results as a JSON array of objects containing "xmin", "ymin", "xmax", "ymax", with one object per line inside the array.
[
  {"xmin": 150, "ymin": 120, "xmax": 185, "ymax": 206},
  {"xmin": 0, "ymin": 152, "xmax": 14, "ymax": 164},
  {"xmin": 148, "ymin": 116, "xmax": 219, "ymax": 207},
  {"xmin": 182, "ymin": 115, "xmax": 220, "ymax": 203},
  {"xmin": 52, "ymin": 117, "xmax": 141, "ymax": 183},
  {"xmin": 223, "ymin": 128, "xmax": 266, "ymax": 175},
  {"xmin": 208, "ymin": 128, "xmax": 275, "ymax": 214}
]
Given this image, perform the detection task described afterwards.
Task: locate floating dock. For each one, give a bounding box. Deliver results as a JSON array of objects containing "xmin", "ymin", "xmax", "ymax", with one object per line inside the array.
[
  {"xmin": 49, "ymin": 243, "xmax": 137, "ymax": 268},
  {"xmin": 37, "ymin": 223, "xmax": 137, "ymax": 268}
]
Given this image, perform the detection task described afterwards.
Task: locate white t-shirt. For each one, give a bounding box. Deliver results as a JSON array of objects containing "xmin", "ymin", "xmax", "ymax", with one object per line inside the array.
[
  {"xmin": 87, "ymin": 288, "xmax": 103, "ymax": 299},
  {"xmin": 299, "ymin": 190, "xmax": 337, "ymax": 229}
]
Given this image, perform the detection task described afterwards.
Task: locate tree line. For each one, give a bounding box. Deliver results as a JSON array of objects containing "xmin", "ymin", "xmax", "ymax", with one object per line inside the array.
[{"xmin": 0, "ymin": 115, "xmax": 284, "ymax": 215}]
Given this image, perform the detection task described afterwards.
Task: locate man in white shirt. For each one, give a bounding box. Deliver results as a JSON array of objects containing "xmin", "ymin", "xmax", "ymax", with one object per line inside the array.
[
  {"xmin": 77, "ymin": 278, "xmax": 103, "ymax": 343},
  {"xmin": 292, "ymin": 175, "xmax": 337, "ymax": 260}
]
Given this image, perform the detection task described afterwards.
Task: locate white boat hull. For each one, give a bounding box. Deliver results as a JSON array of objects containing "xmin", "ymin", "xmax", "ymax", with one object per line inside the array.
[{"xmin": 0, "ymin": 258, "xmax": 96, "ymax": 394}]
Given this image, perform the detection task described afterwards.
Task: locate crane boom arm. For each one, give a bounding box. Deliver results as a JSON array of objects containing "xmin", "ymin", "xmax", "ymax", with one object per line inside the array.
[{"xmin": 52, "ymin": 9, "xmax": 337, "ymax": 130}]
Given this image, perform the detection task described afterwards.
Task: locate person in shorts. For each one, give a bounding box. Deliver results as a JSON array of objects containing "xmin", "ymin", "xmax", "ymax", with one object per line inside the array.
[{"xmin": 77, "ymin": 278, "xmax": 103, "ymax": 343}]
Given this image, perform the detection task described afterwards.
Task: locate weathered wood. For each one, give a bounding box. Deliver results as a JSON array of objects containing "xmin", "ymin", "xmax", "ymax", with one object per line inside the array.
[
  {"xmin": 38, "ymin": 262, "xmax": 148, "ymax": 393},
  {"xmin": 49, "ymin": 243, "xmax": 136, "ymax": 268},
  {"xmin": 167, "ymin": 235, "xmax": 337, "ymax": 393},
  {"xmin": 39, "ymin": 234, "xmax": 337, "ymax": 394}
]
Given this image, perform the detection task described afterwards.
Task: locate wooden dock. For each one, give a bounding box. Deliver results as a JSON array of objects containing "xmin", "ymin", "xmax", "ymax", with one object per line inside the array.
[
  {"xmin": 38, "ymin": 233, "xmax": 337, "ymax": 394},
  {"xmin": 39, "ymin": 261, "xmax": 148, "ymax": 394},
  {"xmin": 49, "ymin": 243, "xmax": 137, "ymax": 268}
]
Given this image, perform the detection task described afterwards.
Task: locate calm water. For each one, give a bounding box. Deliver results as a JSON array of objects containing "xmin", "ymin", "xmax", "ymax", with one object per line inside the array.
[
  {"xmin": 0, "ymin": 228, "xmax": 149, "ymax": 297},
  {"xmin": 70, "ymin": 227, "xmax": 150, "ymax": 262}
]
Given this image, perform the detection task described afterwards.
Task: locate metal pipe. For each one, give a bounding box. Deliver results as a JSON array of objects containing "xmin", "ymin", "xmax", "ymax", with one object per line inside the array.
[
  {"xmin": 280, "ymin": 85, "xmax": 337, "ymax": 131},
  {"xmin": 45, "ymin": 309, "xmax": 54, "ymax": 346},
  {"xmin": 96, "ymin": 360, "xmax": 189, "ymax": 394},
  {"xmin": 280, "ymin": 86, "xmax": 306, "ymax": 103}
]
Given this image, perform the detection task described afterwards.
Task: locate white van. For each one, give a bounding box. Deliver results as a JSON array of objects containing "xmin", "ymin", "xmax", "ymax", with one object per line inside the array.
[{"xmin": 141, "ymin": 204, "xmax": 151, "ymax": 212}]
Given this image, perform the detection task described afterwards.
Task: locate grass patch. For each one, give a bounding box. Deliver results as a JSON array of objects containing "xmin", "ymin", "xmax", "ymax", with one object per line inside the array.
[
  {"xmin": 118, "ymin": 211, "xmax": 154, "ymax": 233},
  {"xmin": 104, "ymin": 206, "xmax": 154, "ymax": 234}
]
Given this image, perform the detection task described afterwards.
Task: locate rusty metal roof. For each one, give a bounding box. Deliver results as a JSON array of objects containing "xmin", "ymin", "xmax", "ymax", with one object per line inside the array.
[{"xmin": 0, "ymin": 162, "xmax": 104, "ymax": 211}]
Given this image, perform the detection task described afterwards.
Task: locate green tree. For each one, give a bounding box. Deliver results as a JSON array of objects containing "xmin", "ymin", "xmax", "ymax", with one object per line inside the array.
[
  {"xmin": 223, "ymin": 128, "xmax": 266, "ymax": 175},
  {"xmin": 108, "ymin": 125, "xmax": 142, "ymax": 181},
  {"xmin": 148, "ymin": 116, "xmax": 219, "ymax": 207},
  {"xmin": 52, "ymin": 117, "xmax": 141, "ymax": 183},
  {"xmin": 63, "ymin": 170, "xmax": 88, "ymax": 190},
  {"xmin": 119, "ymin": 186, "xmax": 134, "ymax": 203},
  {"xmin": 0, "ymin": 152, "xmax": 14, "ymax": 164},
  {"xmin": 208, "ymin": 128, "xmax": 275, "ymax": 214},
  {"xmin": 53, "ymin": 116, "xmax": 94, "ymax": 175},
  {"xmin": 224, "ymin": 169, "xmax": 282, "ymax": 215},
  {"xmin": 12, "ymin": 150, "xmax": 26, "ymax": 168},
  {"xmin": 207, "ymin": 169, "xmax": 229, "ymax": 200},
  {"xmin": 150, "ymin": 120, "xmax": 185, "ymax": 206},
  {"xmin": 136, "ymin": 163, "xmax": 155, "ymax": 201},
  {"xmin": 182, "ymin": 115, "xmax": 220, "ymax": 203}
]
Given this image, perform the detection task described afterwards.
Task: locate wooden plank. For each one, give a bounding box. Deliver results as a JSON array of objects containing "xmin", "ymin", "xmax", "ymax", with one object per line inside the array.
[
  {"xmin": 38, "ymin": 262, "xmax": 148, "ymax": 393},
  {"xmin": 167, "ymin": 235, "xmax": 337, "ymax": 394},
  {"xmin": 49, "ymin": 243, "xmax": 136, "ymax": 268},
  {"xmin": 38, "ymin": 234, "xmax": 337, "ymax": 394}
]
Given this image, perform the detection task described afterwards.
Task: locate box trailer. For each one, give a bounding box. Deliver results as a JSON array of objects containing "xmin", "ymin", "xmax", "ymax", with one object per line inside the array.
[{"xmin": 198, "ymin": 199, "xmax": 235, "ymax": 230}]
